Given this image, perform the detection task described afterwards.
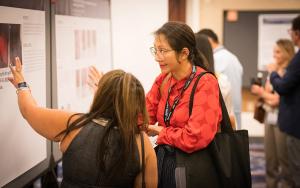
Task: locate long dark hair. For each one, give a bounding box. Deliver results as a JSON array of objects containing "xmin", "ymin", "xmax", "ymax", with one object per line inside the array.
[
  {"xmin": 154, "ymin": 21, "xmax": 208, "ymax": 70},
  {"xmin": 195, "ymin": 33, "xmax": 215, "ymax": 73},
  {"xmin": 56, "ymin": 70, "xmax": 149, "ymax": 180}
]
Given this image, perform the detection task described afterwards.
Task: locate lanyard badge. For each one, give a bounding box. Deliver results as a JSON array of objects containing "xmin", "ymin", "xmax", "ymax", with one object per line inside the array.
[{"xmin": 164, "ymin": 65, "xmax": 196, "ymax": 126}]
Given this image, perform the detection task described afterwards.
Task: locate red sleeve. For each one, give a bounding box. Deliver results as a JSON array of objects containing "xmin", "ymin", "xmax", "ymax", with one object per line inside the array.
[
  {"xmin": 146, "ymin": 74, "xmax": 166, "ymax": 125},
  {"xmin": 157, "ymin": 74, "xmax": 222, "ymax": 153}
]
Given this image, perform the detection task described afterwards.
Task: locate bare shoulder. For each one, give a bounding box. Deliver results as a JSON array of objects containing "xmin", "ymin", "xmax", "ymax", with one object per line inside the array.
[
  {"xmin": 59, "ymin": 114, "xmax": 84, "ymax": 153},
  {"xmin": 135, "ymin": 132, "xmax": 155, "ymax": 161}
]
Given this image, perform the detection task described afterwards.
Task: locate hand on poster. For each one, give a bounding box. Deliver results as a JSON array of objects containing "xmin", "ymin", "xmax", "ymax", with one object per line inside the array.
[
  {"xmin": 88, "ymin": 65, "xmax": 103, "ymax": 92},
  {"xmin": 8, "ymin": 57, "xmax": 25, "ymax": 88}
]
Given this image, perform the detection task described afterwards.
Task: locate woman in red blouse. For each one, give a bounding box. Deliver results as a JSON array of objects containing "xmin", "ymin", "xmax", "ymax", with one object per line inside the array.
[{"xmin": 146, "ymin": 22, "xmax": 222, "ymax": 187}]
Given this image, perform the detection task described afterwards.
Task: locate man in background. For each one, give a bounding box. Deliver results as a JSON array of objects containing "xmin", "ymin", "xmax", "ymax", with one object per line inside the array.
[
  {"xmin": 270, "ymin": 15, "xmax": 300, "ymax": 188},
  {"xmin": 197, "ymin": 29, "xmax": 243, "ymax": 129}
]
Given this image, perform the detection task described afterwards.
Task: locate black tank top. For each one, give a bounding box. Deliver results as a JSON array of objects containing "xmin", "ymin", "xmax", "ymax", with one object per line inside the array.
[{"xmin": 61, "ymin": 119, "xmax": 140, "ymax": 188}]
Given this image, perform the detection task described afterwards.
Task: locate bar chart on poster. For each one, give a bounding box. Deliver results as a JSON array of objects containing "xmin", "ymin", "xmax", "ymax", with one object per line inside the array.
[
  {"xmin": 54, "ymin": 0, "xmax": 112, "ymax": 112},
  {"xmin": 0, "ymin": 5, "xmax": 47, "ymax": 187}
]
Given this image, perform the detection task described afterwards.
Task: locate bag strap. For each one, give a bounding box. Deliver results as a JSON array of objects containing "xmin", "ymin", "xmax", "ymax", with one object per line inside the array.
[
  {"xmin": 189, "ymin": 72, "xmax": 233, "ymax": 133},
  {"xmin": 140, "ymin": 132, "xmax": 146, "ymax": 188}
]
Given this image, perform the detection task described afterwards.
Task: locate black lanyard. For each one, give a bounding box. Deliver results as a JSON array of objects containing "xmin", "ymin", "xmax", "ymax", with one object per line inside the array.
[{"xmin": 164, "ymin": 65, "xmax": 197, "ymax": 126}]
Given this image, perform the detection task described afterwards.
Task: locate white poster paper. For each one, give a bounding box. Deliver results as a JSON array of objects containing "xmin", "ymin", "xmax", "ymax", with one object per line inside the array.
[
  {"xmin": 0, "ymin": 6, "xmax": 47, "ymax": 187},
  {"xmin": 258, "ymin": 14, "xmax": 298, "ymax": 71},
  {"xmin": 55, "ymin": 15, "xmax": 112, "ymax": 112}
]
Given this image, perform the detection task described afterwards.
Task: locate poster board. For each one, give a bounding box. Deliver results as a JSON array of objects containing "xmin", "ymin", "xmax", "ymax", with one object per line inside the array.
[
  {"xmin": 53, "ymin": 0, "xmax": 112, "ymax": 112},
  {"xmin": 258, "ymin": 14, "xmax": 298, "ymax": 71},
  {"xmin": 0, "ymin": 1, "xmax": 49, "ymax": 187},
  {"xmin": 50, "ymin": 0, "xmax": 112, "ymax": 163}
]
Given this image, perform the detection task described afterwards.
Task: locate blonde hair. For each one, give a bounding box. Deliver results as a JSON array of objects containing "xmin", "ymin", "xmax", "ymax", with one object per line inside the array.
[{"xmin": 276, "ymin": 39, "xmax": 295, "ymax": 66}]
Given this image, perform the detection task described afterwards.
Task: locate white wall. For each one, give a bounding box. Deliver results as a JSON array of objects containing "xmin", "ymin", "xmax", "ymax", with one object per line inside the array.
[
  {"xmin": 110, "ymin": 0, "xmax": 168, "ymax": 92},
  {"xmin": 186, "ymin": 0, "xmax": 201, "ymax": 32}
]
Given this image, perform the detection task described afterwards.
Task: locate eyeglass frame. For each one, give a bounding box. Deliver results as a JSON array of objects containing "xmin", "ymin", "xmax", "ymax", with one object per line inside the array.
[{"xmin": 149, "ymin": 47, "xmax": 175, "ymax": 57}]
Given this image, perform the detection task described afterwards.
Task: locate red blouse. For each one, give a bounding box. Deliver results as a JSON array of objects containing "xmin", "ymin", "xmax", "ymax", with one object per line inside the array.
[{"xmin": 146, "ymin": 67, "xmax": 222, "ymax": 153}]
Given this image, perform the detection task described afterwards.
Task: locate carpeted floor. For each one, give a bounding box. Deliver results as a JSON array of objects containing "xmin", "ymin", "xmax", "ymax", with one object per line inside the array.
[{"xmin": 250, "ymin": 140, "xmax": 266, "ymax": 188}]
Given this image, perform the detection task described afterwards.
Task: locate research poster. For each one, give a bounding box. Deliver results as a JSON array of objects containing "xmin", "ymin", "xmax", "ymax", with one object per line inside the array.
[
  {"xmin": 55, "ymin": 0, "xmax": 112, "ymax": 112},
  {"xmin": 258, "ymin": 14, "xmax": 298, "ymax": 71},
  {"xmin": 0, "ymin": 6, "xmax": 47, "ymax": 187}
]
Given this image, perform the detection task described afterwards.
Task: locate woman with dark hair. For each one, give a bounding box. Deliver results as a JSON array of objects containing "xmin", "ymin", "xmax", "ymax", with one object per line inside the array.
[
  {"xmin": 146, "ymin": 21, "xmax": 222, "ymax": 187},
  {"xmin": 8, "ymin": 57, "xmax": 157, "ymax": 188},
  {"xmin": 194, "ymin": 33, "xmax": 215, "ymax": 72}
]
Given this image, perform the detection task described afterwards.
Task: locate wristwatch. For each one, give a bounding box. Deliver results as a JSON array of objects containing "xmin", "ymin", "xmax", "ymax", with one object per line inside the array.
[
  {"xmin": 16, "ymin": 82, "xmax": 30, "ymax": 94},
  {"xmin": 17, "ymin": 82, "xmax": 29, "ymax": 88}
]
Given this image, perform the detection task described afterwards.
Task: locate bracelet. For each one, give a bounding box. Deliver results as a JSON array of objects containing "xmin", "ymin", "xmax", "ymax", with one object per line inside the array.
[{"xmin": 16, "ymin": 86, "xmax": 31, "ymax": 94}]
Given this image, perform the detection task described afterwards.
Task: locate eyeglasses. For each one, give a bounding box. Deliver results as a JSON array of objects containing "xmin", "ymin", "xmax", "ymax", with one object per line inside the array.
[{"xmin": 149, "ymin": 47, "xmax": 174, "ymax": 57}]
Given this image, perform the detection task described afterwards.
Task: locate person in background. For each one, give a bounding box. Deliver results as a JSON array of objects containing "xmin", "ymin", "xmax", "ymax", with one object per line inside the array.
[
  {"xmin": 195, "ymin": 33, "xmax": 236, "ymax": 129},
  {"xmin": 270, "ymin": 15, "xmax": 300, "ymax": 188},
  {"xmin": 251, "ymin": 39, "xmax": 295, "ymax": 188},
  {"xmin": 194, "ymin": 33, "xmax": 214, "ymax": 72},
  {"xmin": 8, "ymin": 57, "xmax": 157, "ymax": 188},
  {"xmin": 146, "ymin": 21, "xmax": 222, "ymax": 187},
  {"xmin": 197, "ymin": 29, "xmax": 243, "ymax": 129}
]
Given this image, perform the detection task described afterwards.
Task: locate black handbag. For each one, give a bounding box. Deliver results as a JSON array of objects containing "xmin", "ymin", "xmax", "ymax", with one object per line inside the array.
[{"xmin": 174, "ymin": 72, "xmax": 252, "ymax": 188}]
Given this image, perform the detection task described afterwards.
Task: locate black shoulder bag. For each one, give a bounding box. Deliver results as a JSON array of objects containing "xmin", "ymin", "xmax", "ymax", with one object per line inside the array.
[{"xmin": 175, "ymin": 72, "xmax": 252, "ymax": 188}]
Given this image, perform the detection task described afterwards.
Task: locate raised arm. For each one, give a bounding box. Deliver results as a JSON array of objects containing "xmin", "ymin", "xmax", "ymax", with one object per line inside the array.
[{"xmin": 8, "ymin": 57, "xmax": 78, "ymax": 141}]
